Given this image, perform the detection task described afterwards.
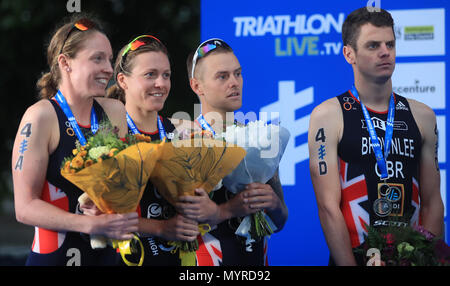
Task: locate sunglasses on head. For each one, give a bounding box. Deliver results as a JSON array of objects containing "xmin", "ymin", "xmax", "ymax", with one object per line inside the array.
[
  {"xmin": 191, "ymin": 38, "xmax": 230, "ymax": 78},
  {"xmin": 121, "ymin": 35, "xmax": 162, "ymax": 58},
  {"xmin": 59, "ymin": 18, "xmax": 96, "ymax": 55},
  {"xmin": 118, "ymin": 35, "xmax": 162, "ymax": 74}
]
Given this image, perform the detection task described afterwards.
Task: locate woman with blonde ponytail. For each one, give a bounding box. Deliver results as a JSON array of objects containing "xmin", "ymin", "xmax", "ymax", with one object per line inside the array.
[{"xmin": 11, "ymin": 15, "xmax": 138, "ymax": 266}]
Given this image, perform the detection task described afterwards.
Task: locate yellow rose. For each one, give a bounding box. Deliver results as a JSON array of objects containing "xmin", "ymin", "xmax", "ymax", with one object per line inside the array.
[
  {"xmin": 84, "ymin": 159, "xmax": 94, "ymax": 168},
  {"xmin": 134, "ymin": 134, "xmax": 151, "ymax": 142},
  {"xmin": 108, "ymin": 148, "xmax": 119, "ymax": 157},
  {"xmin": 71, "ymin": 155, "xmax": 84, "ymax": 169},
  {"xmin": 63, "ymin": 161, "xmax": 71, "ymax": 173}
]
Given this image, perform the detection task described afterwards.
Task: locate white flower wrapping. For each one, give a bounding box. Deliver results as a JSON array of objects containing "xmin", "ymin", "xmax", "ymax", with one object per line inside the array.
[
  {"xmin": 222, "ymin": 121, "xmax": 290, "ymax": 193},
  {"xmin": 221, "ymin": 120, "xmax": 290, "ymax": 251}
]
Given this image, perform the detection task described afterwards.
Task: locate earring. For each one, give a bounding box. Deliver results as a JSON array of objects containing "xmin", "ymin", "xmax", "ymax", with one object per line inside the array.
[{"xmin": 66, "ymin": 67, "xmax": 71, "ymax": 72}]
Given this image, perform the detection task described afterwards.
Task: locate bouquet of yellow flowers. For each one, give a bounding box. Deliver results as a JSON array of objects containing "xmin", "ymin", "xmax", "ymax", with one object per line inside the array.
[
  {"xmin": 61, "ymin": 122, "xmax": 164, "ymax": 266},
  {"xmin": 149, "ymin": 136, "xmax": 246, "ymax": 265}
]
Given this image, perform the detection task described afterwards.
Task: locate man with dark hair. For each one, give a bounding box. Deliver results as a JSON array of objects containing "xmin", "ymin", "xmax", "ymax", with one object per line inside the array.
[
  {"xmin": 308, "ymin": 7, "xmax": 443, "ymax": 265},
  {"xmin": 341, "ymin": 7, "xmax": 395, "ymax": 51}
]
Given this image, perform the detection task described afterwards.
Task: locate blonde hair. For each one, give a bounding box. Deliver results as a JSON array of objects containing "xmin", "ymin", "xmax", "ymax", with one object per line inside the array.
[
  {"xmin": 107, "ymin": 36, "xmax": 169, "ymax": 103},
  {"xmin": 36, "ymin": 15, "xmax": 106, "ymax": 99}
]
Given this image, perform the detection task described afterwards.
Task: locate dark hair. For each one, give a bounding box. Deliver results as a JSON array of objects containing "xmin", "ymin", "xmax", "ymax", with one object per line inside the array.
[
  {"xmin": 107, "ymin": 36, "xmax": 169, "ymax": 103},
  {"xmin": 36, "ymin": 14, "xmax": 107, "ymax": 99},
  {"xmin": 342, "ymin": 7, "xmax": 395, "ymax": 51},
  {"xmin": 186, "ymin": 40, "xmax": 233, "ymax": 79}
]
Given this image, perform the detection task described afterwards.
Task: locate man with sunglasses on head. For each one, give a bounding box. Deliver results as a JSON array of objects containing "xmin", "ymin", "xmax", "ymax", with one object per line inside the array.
[
  {"xmin": 308, "ymin": 7, "xmax": 444, "ymax": 265},
  {"xmin": 174, "ymin": 39, "xmax": 288, "ymax": 266}
]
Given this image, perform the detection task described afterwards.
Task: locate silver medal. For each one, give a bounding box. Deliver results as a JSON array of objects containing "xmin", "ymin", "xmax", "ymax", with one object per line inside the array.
[{"xmin": 373, "ymin": 198, "xmax": 393, "ymax": 217}]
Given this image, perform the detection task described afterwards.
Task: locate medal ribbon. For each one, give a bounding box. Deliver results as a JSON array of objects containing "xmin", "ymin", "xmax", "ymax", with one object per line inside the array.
[
  {"xmin": 126, "ymin": 112, "xmax": 167, "ymax": 140},
  {"xmin": 195, "ymin": 114, "xmax": 216, "ymax": 136},
  {"xmin": 55, "ymin": 90, "xmax": 98, "ymax": 146},
  {"xmin": 168, "ymin": 224, "xmax": 211, "ymax": 266},
  {"xmin": 111, "ymin": 234, "xmax": 144, "ymax": 266},
  {"xmin": 351, "ymin": 86, "xmax": 395, "ymax": 180},
  {"xmin": 195, "ymin": 114, "xmax": 239, "ymax": 136}
]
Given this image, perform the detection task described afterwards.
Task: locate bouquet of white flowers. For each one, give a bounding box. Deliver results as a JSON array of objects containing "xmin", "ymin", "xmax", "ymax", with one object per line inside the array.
[{"xmin": 221, "ymin": 120, "xmax": 290, "ymax": 251}]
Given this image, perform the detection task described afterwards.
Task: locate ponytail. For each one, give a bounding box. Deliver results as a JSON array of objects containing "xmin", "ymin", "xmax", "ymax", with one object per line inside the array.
[
  {"xmin": 106, "ymin": 83, "xmax": 126, "ymax": 104},
  {"xmin": 36, "ymin": 71, "xmax": 58, "ymax": 99}
]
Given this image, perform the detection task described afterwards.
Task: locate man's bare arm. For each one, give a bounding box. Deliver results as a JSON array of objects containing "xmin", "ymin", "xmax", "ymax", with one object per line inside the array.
[{"xmin": 309, "ymin": 98, "xmax": 357, "ymax": 265}]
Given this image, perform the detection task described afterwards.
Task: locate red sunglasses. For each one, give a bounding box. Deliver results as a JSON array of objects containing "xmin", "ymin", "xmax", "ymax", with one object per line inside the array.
[
  {"xmin": 121, "ymin": 35, "xmax": 162, "ymax": 58},
  {"xmin": 59, "ymin": 18, "xmax": 96, "ymax": 55}
]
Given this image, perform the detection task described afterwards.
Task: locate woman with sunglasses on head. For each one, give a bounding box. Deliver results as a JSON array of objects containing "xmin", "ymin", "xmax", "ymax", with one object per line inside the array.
[
  {"xmin": 176, "ymin": 39, "xmax": 288, "ymax": 266},
  {"xmin": 11, "ymin": 15, "xmax": 138, "ymax": 266},
  {"xmin": 107, "ymin": 35, "xmax": 199, "ymax": 265}
]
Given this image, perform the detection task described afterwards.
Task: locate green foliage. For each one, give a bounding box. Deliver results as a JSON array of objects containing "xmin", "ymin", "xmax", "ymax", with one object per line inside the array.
[
  {"xmin": 359, "ymin": 223, "xmax": 449, "ymax": 266},
  {"xmin": 86, "ymin": 121, "xmax": 127, "ymax": 151}
]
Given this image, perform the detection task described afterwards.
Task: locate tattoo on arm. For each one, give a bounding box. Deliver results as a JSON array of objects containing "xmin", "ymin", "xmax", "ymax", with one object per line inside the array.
[
  {"xmin": 315, "ymin": 128, "xmax": 327, "ymax": 175},
  {"xmin": 15, "ymin": 123, "xmax": 32, "ymax": 171},
  {"xmin": 434, "ymin": 124, "xmax": 439, "ymax": 171}
]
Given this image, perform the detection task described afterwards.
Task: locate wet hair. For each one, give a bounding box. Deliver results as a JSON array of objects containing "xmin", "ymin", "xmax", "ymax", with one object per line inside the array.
[
  {"xmin": 107, "ymin": 35, "xmax": 169, "ymax": 103},
  {"xmin": 36, "ymin": 14, "xmax": 107, "ymax": 99},
  {"xmin": 186, "ymin": 39, "xmax": 234, "ymax": 80},
  {"xmin": 342, "ymin": 7, "xmax": 395, "ymax": 51}
]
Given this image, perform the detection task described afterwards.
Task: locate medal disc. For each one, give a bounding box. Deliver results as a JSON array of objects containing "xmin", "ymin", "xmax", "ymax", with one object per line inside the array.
[{"xmin": 373, "ymin": 198, "xmax": 392, "ymax": 217}]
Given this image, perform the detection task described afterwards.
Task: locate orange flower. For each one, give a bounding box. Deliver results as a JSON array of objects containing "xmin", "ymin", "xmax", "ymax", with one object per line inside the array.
[
  {"xmin": 108, "ymin": 148, "xmax": 119, "ymax": 157},
  {"xmin": 63, "ymin": 161, "xmax": 71, "ymax": 173},
  {"xmin": 71, "ymin": 155, "xmax": 84, "ymax": 169},
  {"xmin": 84, "ymin": 159, "xmax": 94, "ymax": 167},
  {"xmin": 134, "ymin": 134, "xmax": 151, "ymax": 143}
]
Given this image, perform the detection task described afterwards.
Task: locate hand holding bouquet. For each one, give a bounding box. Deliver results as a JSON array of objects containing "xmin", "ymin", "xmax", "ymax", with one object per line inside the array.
[
  {"xmin": 149, "ymin": 137, "xmax": 246, "ymax": 265},
  {"xmin": 61, "ymin": 122, "xmax": 164, "ymax": 266},
  {"xmin": 221, "ymin": 120, "xmax": 290, "ymax": 251}
]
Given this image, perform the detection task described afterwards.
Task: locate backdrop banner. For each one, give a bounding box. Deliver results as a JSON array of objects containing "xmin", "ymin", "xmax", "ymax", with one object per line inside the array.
[{"xmin": 201, "ymin": 0, "xmax": 449, "ymax": 265}]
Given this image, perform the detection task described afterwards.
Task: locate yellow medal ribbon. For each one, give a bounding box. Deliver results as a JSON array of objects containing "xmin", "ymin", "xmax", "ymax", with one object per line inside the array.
[
  {"xmin": 178, "ymin": 249, "xmax": 197, "ymax": 266},
  {"xmin": 169, "ymin": 223, "xmax": 211, "ymax": 266},
  {"xmin": 198, "ymin": 223, "xmax": 211, "ymax": 235},
  {"xmin": 111, "ymin": 233, "xmax": 144, "ymax": 266}
]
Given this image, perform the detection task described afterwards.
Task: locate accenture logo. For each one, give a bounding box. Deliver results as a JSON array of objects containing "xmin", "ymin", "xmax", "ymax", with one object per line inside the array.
[
  {"xmin": 392, "ymin": 62, "xmax": 445, "ymax": 109},
  {"xmin": 393, "ymin": 80, "xmax": 436, "ymax": 95}
]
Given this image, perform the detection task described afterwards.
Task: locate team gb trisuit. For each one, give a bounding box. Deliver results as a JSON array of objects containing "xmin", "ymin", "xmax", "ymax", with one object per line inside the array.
[
  {"xmin": 336, "ymin": 91, "xmax": 422, "ymax": 262},
  {"xmin": 26, "ymin": 99, "xmax": 119, "ymax": 266}
]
